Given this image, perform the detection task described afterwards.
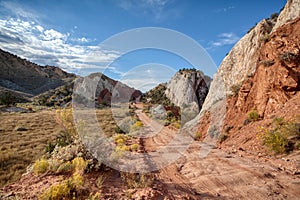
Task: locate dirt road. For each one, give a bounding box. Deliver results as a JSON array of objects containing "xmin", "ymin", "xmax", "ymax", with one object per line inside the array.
[{"xmin": 135, "ymin": 103, "xmax": 300, "ymax": 199}]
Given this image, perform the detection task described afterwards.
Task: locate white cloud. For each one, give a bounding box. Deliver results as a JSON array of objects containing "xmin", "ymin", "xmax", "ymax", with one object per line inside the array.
[
  {"xmin": 0, "ymin": 18, "xmax": 121, "ymax": 75},
  {"xmin": 43, "ymin": 29, "xmax": 68, "ymax": 41},
  {"xmin": 119, "ymin": 63, "xmax": 175, "ymax": 92},
  {"xmin": 0, "ymin": 1, "xmax": 41, "ymax": 22},
  {"xmin": 114, "ymin": 0, "xmax": 179, "ymax": 22},
  {"xmin": 208, "ymin": 32, "xmax": 240, "ymax": 49},
  {"xmin": 213, "ymin": 6, "xmax": 235, "ymax": 13}
]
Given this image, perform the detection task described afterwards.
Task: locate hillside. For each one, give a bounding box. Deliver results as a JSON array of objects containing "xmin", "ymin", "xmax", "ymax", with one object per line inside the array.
[{"xmin": 0, "ymin": 49, "xmax": 76, "ymax": 96}]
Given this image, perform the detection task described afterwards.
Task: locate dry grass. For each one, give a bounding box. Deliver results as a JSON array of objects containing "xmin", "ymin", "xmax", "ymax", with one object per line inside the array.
[{"xmin": 0, "ymin": 110, "xmax": 63, "ymax": 186}]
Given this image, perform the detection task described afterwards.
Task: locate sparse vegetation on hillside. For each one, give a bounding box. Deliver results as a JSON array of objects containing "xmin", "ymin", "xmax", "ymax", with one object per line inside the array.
[
  {"xmin": 0, "ymin": 110, "xmax": 62, "ymax": 187},
  {"xmin": 142, "ymin": 83, "xmax": 173, "ymax": 106},
  {"xmin": 260, "ymin": 116, "xmax": 300, "ymax": 154},
  {"xmin": 0, "ymin": 91, "xmax": 17, "ymax": 106},
  {"xmin": 35, "ymin": 83, "xmax": 73, "ymax": 107}
]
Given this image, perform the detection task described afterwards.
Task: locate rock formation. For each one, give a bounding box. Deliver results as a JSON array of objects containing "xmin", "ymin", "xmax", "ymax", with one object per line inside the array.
[
  {"xmin": 189, "ymin": 0, "xmax": 300, "ymax": 145},
  {"xmin": 165, "ymin": 69, "xmax": 211, "ymax": 113}
]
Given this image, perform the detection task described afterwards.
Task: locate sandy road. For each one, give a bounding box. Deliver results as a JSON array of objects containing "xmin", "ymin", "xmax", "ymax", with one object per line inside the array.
[{"xmin": 134, "ymin": 103, "xmax": 300, "ymax": 199}]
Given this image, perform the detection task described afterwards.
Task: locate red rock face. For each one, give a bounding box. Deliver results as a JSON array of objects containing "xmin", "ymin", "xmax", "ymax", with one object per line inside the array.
[
  {"xmin": 97, "ymin": 88, "xmax": 112, "ymax": 105},
  {"xmin": 236, "ymin": 17, "xmax": 300, "ymax": 118},
  {"xmin": 218, "ymin": 17, "xmax": 300, "ymax": 152}
]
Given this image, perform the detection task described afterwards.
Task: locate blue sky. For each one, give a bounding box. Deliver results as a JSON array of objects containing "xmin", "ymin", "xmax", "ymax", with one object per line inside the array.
[{"xmin": 0, "ymin": 0, "xmax": 286, "ymax": 91}]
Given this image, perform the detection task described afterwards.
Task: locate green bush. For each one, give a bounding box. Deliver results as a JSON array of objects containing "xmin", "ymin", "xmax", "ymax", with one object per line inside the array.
[
  {"xmin": 219, "ymin": 134, "xmax": 228, "ymax": 143},
  {"xmin": 247, "ymin": 109, "xmax": 259, "ymax": 122},
  {"xmin": 45, "ymin": 142, "xmax": 56, "ymax": 153}
]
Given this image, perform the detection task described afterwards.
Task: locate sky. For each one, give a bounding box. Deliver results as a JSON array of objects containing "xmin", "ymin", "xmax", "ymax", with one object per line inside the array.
[{"xmin": 0, "ymin": 0, "xmax": 286, "ymax": 91}]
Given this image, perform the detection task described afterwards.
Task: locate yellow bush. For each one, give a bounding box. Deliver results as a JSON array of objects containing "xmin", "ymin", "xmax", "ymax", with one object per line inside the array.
[
  {"xmin": 131, "ymin": 144, "xmax": 139, "ymax": 152},
  {"xmin": 56, "ymin": 161, "xmax": 74, "ymax": 174},
  {"xmin": 116, "ymin": 138, "xmax": 125, "ymax": 145},
  {"xmin": 96, "ymin": 175, "xmax": 105, "ymax": 189},
  {"xmin": 194, "ymin": 132, "xmax": 201, "ymax": 140},
  {"xmin": 121, "ymin": 172, "xmax": 154, "ymax": 189},
  {"xmin": 72, "ymin": 157, "xmax": 88, "ymax": 174},
  {"xmin": 40, "ymin": 173, "xmax": 84, "ymax": 200},
  {"xmin": 135, "ymin": 121, "xmax": 143, "ymax": 127},
  {"xmin": 33, "ymin": 158, "xmax": 49, "ymax": 174},
  {"xmin": 260, "ymin": 117, "xmax": 300, "ymax": 154},
  {"xmin": 87, "ymin": 192, "xmax": 101, "ymax": 200},
  {"xmin": 56, "ymin": 109, "xmax": 77, "ymax": 140},
  {"xmin": 173, "ymin": 122, "xmax": 181, "ymax": 129}
]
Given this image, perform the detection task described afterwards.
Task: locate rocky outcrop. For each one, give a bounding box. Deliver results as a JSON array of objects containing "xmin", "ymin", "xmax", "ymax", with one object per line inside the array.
[
  {"xmin": 165, "ymin": 69, "xmax": 211, "ymax": 112},
  {"xmin": 74, "ymin": 72, "xmax": 142, "ymax": 106},
  {"xmin": 188, "ymin": 0, "xmax": 300, "ymax": 145},
  {"xmin": 237, "ymin": 17, "xmax": 300, "ymax": 117},
  {"xmin": 272, "ymin": 0, "xmax": 300, "ymax": 31}
]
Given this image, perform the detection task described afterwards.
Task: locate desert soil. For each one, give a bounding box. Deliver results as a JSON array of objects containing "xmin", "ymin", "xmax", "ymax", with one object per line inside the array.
[
  {"xmin": 1, "ymin": 104, "xmax": 300, "ymax": 199},
  {"xmin": 134, "ymin": 103, "xmax": 300, "ymax": 199}
]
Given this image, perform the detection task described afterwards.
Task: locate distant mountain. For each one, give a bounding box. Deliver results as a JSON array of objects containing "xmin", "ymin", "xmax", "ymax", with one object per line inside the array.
[
  {"xmin": 0, "ymin": 49, "xmax": 76, "ymax": 96},
  {"xmin": 73, "ymin": 72, "xmax": 142, "ymax": 107},
  {"xmin": 0, "ymin": 49, "xmax": 142, "ymax": 107}
]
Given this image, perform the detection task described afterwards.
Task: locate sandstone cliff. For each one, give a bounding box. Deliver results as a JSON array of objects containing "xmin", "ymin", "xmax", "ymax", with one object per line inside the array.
[{"xmin": 165, "ymin": 69, "xmax": 211, "ymax": 113}]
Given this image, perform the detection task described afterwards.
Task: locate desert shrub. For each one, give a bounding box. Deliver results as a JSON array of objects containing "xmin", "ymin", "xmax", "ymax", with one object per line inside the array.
[
  {"xmin": 194, "ymin": 131, "xmax": 202, "ymax": 140},
  {"xmin": 247, "ymin": 109, "xmax": 259, "ymax": 122},
  {"xmin": 87, "ymin": 192, "xmax": 101, "ymax": 200},
  {"xmin": 270, "ymin": 12, "xmax": 279, "ymax": 20},
  {"xmin": 96, "ymin": 174, "xmax": 105, "ymax": 189},
  {"xmin": 33, "ymin": 158, "xmax": 49, "ymax": 174},
  {"xmin": 164, "ymin": 120, "xmax": 171, "ymax": 126},
  {"xmin": 261, "ymin": 60, "xmax": 275, "ymax": 67},
  {"xmin": 131, "ymin": 121, "xmax": 143, "ymax": 131},
  {"xmin": 230, "ymin": 84, "xmax": 242, "ymax": 96},
  {"xmin": 39, "ymin": 173, "xmax": 84, "ymax": 200},
  {"xmin": 116, "ymin": 145, "xmax": 130, "ymax": 152},
  {"xmin": 56, "ymin": 161, "xmax": 74, "ymax": 174},
  {"xmin": 219, "ymin": 134, "xmax": 228, "ymax": 143},
  {"xmin": 131, "ymin": 143, "xmax": 139, "ymax": 152},
  {"xmin": 56, "ymin": 109, "xmax": 77, "ymax": 141},
  {"xmin": 0, "ymin": 92, "xmax": 17, "ymax": 106},
  {"xmin": 116, "ymin": 138, "xmax": 125, "ymax": 145},
  {"xmin": 45, "ymin": 142, "xmax": 56, "ymax": 153},
  {"xmin": 260, "ymin": 33, "xmax": 270, "ymax": 43},
  {"xmin": 261, "ymin": 117, "xmax": 300, "ymax": 154},
  {"xmin": 115, "ymin": 125, "xmax": 124, "ymax": 134},
  {"xmin": 72, "ymin": 157, "xmax": 88, "ymax": 174},
  {"xmin": 279, "ymin": 52, "xmax": 297, "ymax": 63},
  {"xmin": 134, "ymin": 121, "xmax": 143, "ymax": 127},
  {"xmin": 172, "ymin": 122, "xmax": 181, "ymax": 129},
  {"xmin": 121, "ymin": 172, "xmax": 154, "ymax": 189}
]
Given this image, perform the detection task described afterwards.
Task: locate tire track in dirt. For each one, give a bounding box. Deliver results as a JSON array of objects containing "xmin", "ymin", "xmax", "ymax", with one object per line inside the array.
[{"xmin": 135, "ymin": 103, "xmax": 300, "ymax": 199}]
